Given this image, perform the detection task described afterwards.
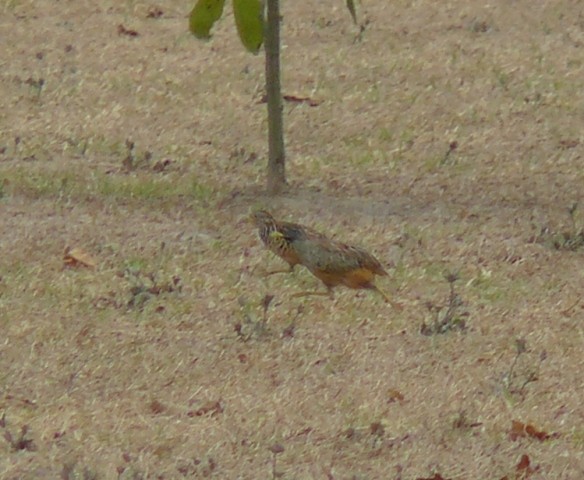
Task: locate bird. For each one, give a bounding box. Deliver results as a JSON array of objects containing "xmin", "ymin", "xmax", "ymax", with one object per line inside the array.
[
  {"xmin": 249, "ymin": 210, "xmax": 326, "ymax": 275},
  {"xmin": 268, "ymin": 225, "xmax": 401, "ymax": 309}
]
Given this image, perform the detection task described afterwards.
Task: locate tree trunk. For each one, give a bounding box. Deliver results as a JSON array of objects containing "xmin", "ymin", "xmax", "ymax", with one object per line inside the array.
[{"xmin": 264, "ymin": 0, "xmax": 286, "ymax": 194}]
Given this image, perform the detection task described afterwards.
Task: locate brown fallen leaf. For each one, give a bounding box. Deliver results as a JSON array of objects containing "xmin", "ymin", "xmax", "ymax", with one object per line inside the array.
[
  {"xmin": 283, "ymin": 94, "xmax": 322, "ymax": 106},
  {"xmin": 559, "ymin": 138, "xmax": 579, "ymax": 149},
  {"xmin": 63, "ymin": 246, "xmax": 97, "ymax": 269},
  {"xmin": 516, "ymin": 454, "xmax": 538, "ymax": 478},
  {"xmin": 387, "ymin": 388, "xmax": 405, "ymax": 404},
  {"xmin": 117, "ymin": 24, "xmax": 139, "ymax": 37},
  {"xmin": 416, "ymin": 474, "xmax": 449, "ymax": 480},
  {"xmin": 258, "ymin": 93, "xmax": 322, "ymax": 107},
  {"xmin": 148, "ymin": 399, "xmax": 165, "ymax": 415},
  {"xmin": 499, "ymin": 454, "xmax": 539, "ymax": 480},
  {"xmin": 189, "ymin": 400, "xmax": 223, "ymax": 417},
  {"xmin": 152, "ymin": 158, "xmax": 172, "ymax": 173},
  {"xmin": 370, "ymin": 422, "xmax": 384, "ymax": 436},
  {"xmin": 146, "ymin": 6, "xmax": 164, "ymax": 18},
  {"xmin": 509, "ymin": 420, "xmax": 559, "ymax": 441},
  {"xmin": 269, "ymin": 443, "xmax": 284, "ymax": 454}
]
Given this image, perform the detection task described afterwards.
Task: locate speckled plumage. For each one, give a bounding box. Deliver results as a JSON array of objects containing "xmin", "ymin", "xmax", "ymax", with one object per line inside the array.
[
  {"xmin": 250, "ymin": 210, "xmax": 324, "ymax": 273},
  {"xmin": 252, "ymin": 211, "xmax": 398, "ymax": 306},
  {"xmin": 271, "ymin": 227, "xmax": 387, "ymax": 292}
]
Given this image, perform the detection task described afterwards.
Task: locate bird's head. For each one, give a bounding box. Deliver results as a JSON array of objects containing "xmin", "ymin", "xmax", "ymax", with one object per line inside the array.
[{"xmin": 249, "ymin": 209, "xmax": 275, "ymax": 227}]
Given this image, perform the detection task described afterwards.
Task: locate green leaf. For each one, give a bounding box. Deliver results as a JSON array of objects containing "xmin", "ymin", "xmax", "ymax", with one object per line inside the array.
[
  {"xmin": 189, "ymin": 0, "xmax": 226, "ymax": 39},
  {"xmin": 233, "ymin": 0, "xmax": 264, "ymax": 54},
  {"xmin": 346, "ymin": 0, "xmax": 357, "ymax": 24}
]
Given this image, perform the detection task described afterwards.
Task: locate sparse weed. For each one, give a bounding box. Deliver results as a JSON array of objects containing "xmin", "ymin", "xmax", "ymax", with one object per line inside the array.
[
  {"xmin": 537, "ymin": 202, "xmax": 584, "ymax": 251},
  {"xmin": 421, "ymin": 272, "xmax": 468, "ymax": 335},
  {"xmin": 91, "ymin": 257, "xmax": 182, "ymax": 312},
  {"xmin": 268, "ymin": 443, "xmax": 285, "ymax": 479},
  {"xmin": 340, "ymin": 420, "xmax": 392, "ymax": 451},
  {"xmin": 439, "ymin": 141, "xmax": 459, "ymax": 166},
  {"xmin": 493, "ymin": 66, "xmax": 511, "ymax": 90},
  {"xmin": 0, "ymin": 414, "xmax": 36, "ymax": 452},
  {"xmin": 501, "ymin": 338, "xmax": 546, "ymax": 398},
  {"xmin": 235, "ymin": 293, "xmax": 280, "ymax": 340},
  {"xmin": 235, "ymin": 294, "xmax": 301, "ymax": 341},
  {"xmin": 451, "ymin": 410, "xmax": 482, "ymax": 432},
  {"xmin": 175, "ymin": 456, "xmax": 217, "ymax": 478},
  {"xmin": 63, "ymin": 136, "xmax": 89, "ymax": 157},
  {"xmin": 124, "ymin": 266, "xmax": 182, "ymax": 311},
  {"xmin": 61, "ymin": 462, "xmax": 99, "ymax": 480},
  {"xmin": 25, "ymin": 77, "xmax": 45, "ymax": 100}
]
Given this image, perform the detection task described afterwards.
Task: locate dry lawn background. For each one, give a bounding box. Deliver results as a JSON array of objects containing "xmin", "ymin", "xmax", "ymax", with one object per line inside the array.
[{"xmin": 1, "ymin": 0, "xmax": 583, "ymax": 478}]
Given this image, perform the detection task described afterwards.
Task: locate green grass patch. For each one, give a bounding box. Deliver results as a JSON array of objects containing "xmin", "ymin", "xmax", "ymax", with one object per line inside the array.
[{"xmin": 1, "ymin": 166, "xmax": 218, "ymax": 206}]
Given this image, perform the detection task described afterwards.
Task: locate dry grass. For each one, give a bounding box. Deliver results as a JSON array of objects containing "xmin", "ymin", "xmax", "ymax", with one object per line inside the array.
[{"xmin": 1, "ymin": 0, "xmax": 584, "ymax": 478}]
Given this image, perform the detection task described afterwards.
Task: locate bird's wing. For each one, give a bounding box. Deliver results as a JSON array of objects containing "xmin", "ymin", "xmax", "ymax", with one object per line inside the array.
[
  {"xmin": 270, "ymin": 226, "xmax": 388, "ymax": 276},
  {"xmin": 342, "ymin": 244, "xmax": 388, "ymax": 276},
  {"xmin": 297, "ymin": 237, "xmax": 387, "ymax": 275},
  {"xmin": 277, "ymin": 221, "xmax": 328, "ymax": 242}
]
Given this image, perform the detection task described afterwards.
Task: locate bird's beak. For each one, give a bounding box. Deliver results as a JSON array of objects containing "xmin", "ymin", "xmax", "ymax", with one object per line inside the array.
[{"xmin": 269, "ymin": 231, "xmax": 284, "ymax": 240}]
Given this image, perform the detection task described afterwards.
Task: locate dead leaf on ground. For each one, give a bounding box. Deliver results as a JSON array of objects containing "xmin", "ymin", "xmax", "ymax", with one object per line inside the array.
[
  {"xmin": 369, "ymin": 422, "xmax": 385, "ymax": 436},
  {"xmin": 509, "ymin": 420, "xmax": 559, "ymax": 441},
  {"xmin": 146, "ymin": 6, "xmax": 164, "ymax": 18},
  {"xmin": 237, "ymin": 353, "xmax": 248, "ymax": 363},
  {"xmin": 152, "ymin": 158, "xmax": 172, "ymax": 172},
  {"xmin": 188, "ymin": 400, "xmax": 224, "ymax": 417},
  {"xmin": 117, "ymin": 24, "xmax": 139, "ymax": 37},
  {"xmin": 63, "ymin": 246, "xmax": 97, "ymax": 269},
  {"xmin": 269, "ymin": 443, "xmax": 285, "ymax": 454},
  {"xmin": 281, "ymin": 323, "xmax": 295, "ymax": 338},
  {"xmin": 387, "ymin": 388, "xmax": 405, "ymax": 404},
  {"xmin": 258, "ymin": 93, "xmax": 322, "ymax": 107},
  {"xmin": 148, "ymin": 399, "xmax": 166, "ymax": 415},
  {"xmin": 558, "ymin": 138, "xmax": 579, "ymax": 149},
  {"xmin": 499, "ymin": 454, "xmax": 539, "ymax": 480},
  {"xmin": 416, "ymin": 474, "xmax": 450, "ymax": 480},
  {"xmin": 283, "ymin": 94, "xmax": 322, "ymax": 106}
]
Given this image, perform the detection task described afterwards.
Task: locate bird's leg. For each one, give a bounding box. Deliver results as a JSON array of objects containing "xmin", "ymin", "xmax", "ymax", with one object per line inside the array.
[
  {"xmin": 291, "ymin": 291, "xmax": 330, "ymax": 298},
  {"xmin": 374, "ymin": 287, "xmax": 404, "ymax": 311},
  {"xmin": 265, "ymin": 264, "xmax": 295, "ymax": 276},
  {"xmin": 291, "ymin": 287, "xmax": 334, "ymax": 299}
]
